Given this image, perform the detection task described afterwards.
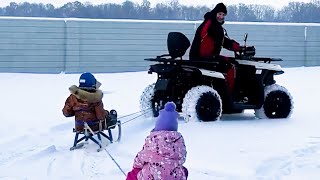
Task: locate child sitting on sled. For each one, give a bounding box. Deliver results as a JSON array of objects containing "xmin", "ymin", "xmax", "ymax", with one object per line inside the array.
[
  {"xmin": 62, "ymin": 72, "xmax": 107, "ymax": 132},
  {"xmin": 126, "ymin": 102, "xmax": 188, "ymax": 180}
]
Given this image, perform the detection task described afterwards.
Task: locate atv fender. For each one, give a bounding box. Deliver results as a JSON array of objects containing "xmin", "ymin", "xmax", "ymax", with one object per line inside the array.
[{"xmin": 199, "ymin": 69, "xmax": 225, "ymax": 79}]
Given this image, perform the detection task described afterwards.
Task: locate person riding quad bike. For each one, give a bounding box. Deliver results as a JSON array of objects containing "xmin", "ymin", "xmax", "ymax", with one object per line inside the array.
[
  {"xmin": 140, "ymin": 2, "xmax": 293, "ymax": 121},
  {"xmin": 189, "ymin": 2, "xmax": 242, "ymax": 95}
]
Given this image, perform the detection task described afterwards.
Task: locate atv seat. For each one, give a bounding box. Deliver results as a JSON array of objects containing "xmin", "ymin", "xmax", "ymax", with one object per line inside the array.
[
  {"xmin": 70, "ymin": 109, "xmax": 121, "ymax": 151},
  {"xmin": 156, "ymin": 32, "xmax": 190, "ymax": 60}
]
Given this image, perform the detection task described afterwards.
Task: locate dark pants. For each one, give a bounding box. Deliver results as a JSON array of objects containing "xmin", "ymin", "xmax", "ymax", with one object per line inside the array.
[{"xmin": 217, "ymin": 55, "xmax": 236, "ymax": 95}]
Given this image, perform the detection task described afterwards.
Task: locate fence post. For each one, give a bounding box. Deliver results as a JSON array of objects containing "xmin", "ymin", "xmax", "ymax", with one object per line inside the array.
[
  {"xmin": 63, "ymin": 19, "xmax": 67, "ymax": 73},
  {"xmin": 64, "ymin": 19, "xmax": 80, "ymax": 73},
  {"xmin": 304, "ymin": 26, "xmax": 308, "ymax": 67}
]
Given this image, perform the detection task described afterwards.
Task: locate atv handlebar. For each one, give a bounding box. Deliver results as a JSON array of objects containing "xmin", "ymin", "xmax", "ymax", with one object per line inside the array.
[{"xmin": 235, "ymin": 46, "xmax": 256, "ymax": 60}]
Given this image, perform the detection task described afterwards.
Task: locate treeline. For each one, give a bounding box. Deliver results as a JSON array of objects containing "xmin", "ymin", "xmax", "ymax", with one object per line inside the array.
[{"xmin": 0, "ymin": 0, "xmax": 319, "ymax": 22}]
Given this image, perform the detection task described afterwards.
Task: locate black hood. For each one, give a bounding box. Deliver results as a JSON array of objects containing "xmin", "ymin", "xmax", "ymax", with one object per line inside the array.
[
  {"xmin": 213, "ymin": 3, "xmax": 227, "ymax": 15},
  {"xmin": 204, "ymin": 3, "xmax": 227, "ymax": 25}
]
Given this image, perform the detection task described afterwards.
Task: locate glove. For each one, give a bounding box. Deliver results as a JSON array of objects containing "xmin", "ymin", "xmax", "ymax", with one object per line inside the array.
[
  {"xmin": 126, "ymin": 168, "xmax": 141, "ymax": 180},
  {"xmin": 239, "ymin": 46, "xmax": 247, "ymax": 52}
]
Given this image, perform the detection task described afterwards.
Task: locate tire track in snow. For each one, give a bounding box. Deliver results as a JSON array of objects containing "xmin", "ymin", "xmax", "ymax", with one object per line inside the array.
[
  {"xmin": 48, "ymin": 122, "xmax": 115, "ymax": 179},
  {"xmin": 189, "ymin": 168, "xmax": 249, "ymax": 180},
  {"xmin": 255, "ymin": 136, "xmax": 320, "ymax": 179},
  {"xmin": 46, "ymin": 158, "xmax": 56, "ymax": 178},
  {"xmin": 0, "ymin": 134, "xmax": 48, "ymax": 167},
  {"xmin": 77, "ymin": 141, "xmax": 128, "ymax": 179},
  {"xmin": 81, "ymin": 146, "xmax": 110, "ymax": 179},
  {"xmin": 0, "ymin": 122, "xmax": 71, "ymax": 169},
  {"xmin": 43, "ymin": 146, "xmax": 87, "ymax": 179}
]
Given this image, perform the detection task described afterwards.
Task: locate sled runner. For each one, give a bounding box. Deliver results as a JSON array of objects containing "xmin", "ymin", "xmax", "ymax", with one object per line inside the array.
[{"xmin": 70, "ymin": 109, "xmax": 122, "ymax": 151}]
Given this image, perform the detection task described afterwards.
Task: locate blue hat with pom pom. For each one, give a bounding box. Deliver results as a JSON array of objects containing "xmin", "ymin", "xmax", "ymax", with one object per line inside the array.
[{"xmin": 154, "ymin": 102, "xmax": 179, "ymax": 131}]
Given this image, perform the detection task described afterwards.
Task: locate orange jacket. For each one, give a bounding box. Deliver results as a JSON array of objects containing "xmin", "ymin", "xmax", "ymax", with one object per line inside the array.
[{"xmin": 62, "ymin": 85, "xmax": 107, "ymax": 131}]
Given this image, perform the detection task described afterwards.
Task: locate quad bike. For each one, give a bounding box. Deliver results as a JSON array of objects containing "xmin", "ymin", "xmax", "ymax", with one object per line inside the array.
[{"xmin": 140, "ymin": 32, "xmax": 293, "ymax": 122}]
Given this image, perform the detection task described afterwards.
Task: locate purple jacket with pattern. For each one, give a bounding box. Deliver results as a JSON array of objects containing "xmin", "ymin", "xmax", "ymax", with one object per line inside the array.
[{"xmin": 133, "ymin": 130, "xmax": 187, "ymax": 180}]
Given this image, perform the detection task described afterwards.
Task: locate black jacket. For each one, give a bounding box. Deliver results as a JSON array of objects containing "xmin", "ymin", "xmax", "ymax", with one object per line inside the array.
[{"xmin": 189, "ymin": 11, "xmax": 236, "ymax": 60}]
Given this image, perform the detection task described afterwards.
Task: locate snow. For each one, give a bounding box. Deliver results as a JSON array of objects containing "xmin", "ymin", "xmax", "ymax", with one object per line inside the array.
[{"xmin": 0, "ymin": 66, "xmax": 320, "ymax": 179}]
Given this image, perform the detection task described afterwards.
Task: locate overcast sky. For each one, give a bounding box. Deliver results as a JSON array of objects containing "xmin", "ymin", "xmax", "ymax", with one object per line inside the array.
[{"xmin": 0, "ymin": 0, "xmax": 314, "ymax": 9}]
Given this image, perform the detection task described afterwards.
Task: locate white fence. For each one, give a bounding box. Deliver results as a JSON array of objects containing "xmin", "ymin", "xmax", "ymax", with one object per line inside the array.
[{"xmin": 0, "ymin": 17, "xmax": 319, "ymax": 73}]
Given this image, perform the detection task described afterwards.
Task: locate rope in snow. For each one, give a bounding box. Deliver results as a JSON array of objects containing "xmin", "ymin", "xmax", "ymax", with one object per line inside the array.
[
  {"xmin": 103, "ymin": 148, "xmax": 126, "ymax": 176},
  {"xmin": 84, "ymin": 123, "xmax": 127, "ymax": 177},
  {"xmin": 81, "ymin": 108, "xmax": 153, "ymax": 176},
  {"xmin": 117, "ymin": 108, "xmax": 152, "ymax": 120},
  {"xmin": 121, "ymin": 108, "xmax": 153, "ymax": 125},
  {"xmin": 100, "ymin": 109, "xmax": 153, "ymax": 176}
]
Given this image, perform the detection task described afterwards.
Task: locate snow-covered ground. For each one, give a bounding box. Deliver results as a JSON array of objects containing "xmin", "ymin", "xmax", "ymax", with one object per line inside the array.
[{"xmin": 0, "ymin": 66, "xmax": 320, "ymax": 180}]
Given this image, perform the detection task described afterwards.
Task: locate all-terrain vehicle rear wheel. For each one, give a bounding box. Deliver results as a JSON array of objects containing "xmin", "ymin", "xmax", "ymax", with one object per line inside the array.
[
  {"xmin": 255, "ymin": 84, "xmax": 293, "ymax": 119},
  {"xmin": 182, "ymin": 85, "xmax": 222, "ymax": 122},
  {"xmin": 139, "ymin": 83, "xmax": 155, "ymax": 118}
]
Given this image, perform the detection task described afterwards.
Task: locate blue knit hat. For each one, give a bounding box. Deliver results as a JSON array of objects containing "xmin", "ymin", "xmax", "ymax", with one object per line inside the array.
[
  {"xmin": 79, "ymin": 72, "xmax": 101, "ymax": 89},
  {"xmin": 154, "ymin": 102, "xmax": 179, "ymax": 131}
]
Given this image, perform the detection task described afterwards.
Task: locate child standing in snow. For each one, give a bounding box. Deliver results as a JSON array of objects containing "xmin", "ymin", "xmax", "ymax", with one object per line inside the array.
[
  {"xmin": 62, "ymin": 72, "xmax": 107, "ymax": 132},
  {"xmin": 126, "ymin": 102, "xmax": 188, "ymax": 180}
]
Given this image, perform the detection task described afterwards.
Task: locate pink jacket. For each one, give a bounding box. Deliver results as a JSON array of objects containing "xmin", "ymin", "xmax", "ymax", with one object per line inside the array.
[{"xmin": 131, "ymin": 130, "xmax": 187, "ymax": 180}]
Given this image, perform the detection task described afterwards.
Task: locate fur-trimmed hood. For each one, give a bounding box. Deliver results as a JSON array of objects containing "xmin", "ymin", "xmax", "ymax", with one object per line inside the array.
[{"xmin": 69, "ymin": 85, "xmax": 103, "ymax": 103}]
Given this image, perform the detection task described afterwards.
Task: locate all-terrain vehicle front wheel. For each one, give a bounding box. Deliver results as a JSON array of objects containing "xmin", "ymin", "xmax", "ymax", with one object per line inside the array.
[
  {"xmin": 255, "ymin": 84, "xmax": 293, "ymax": 119},
  {"xmin": 182, "ymin": 85, "xmax": 222, "ymax": 122},
  {"xmin": 139, "ymin": 83, "xmax": 155, "ymax": 118}
]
